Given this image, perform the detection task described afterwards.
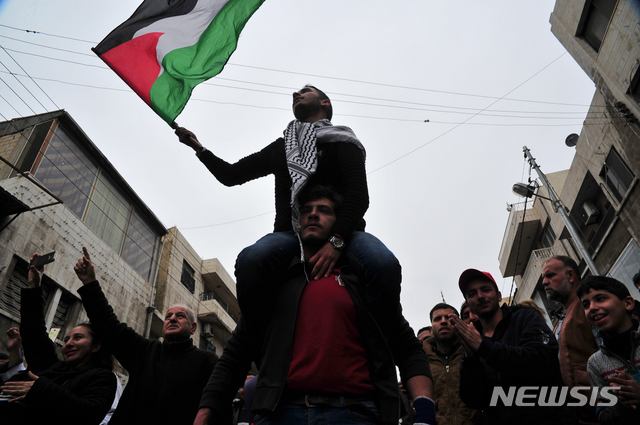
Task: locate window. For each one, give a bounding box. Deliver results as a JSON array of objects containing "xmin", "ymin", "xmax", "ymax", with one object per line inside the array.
[
  {"xmin": 121, "ymin": 210, "xmax": 157, "ymax": 280},
  {"xmin": 608, "ymin": 239, "xmax": 640, "ymax": 296},
  {"xmin": 84, "ymin": 172, "xmax": 131, "ymax": 252},
  {"xmin": 32, "ymin": 122, "xmax": 161, "ymax": 281},
  {"xmin": 0, "ymin": 259, "xmax": 29, "ymax": 320},
  {"xmin": 180, "ymin": 260, "xmax": 196, "ymax": 293},
  {"xmin": 34, "ymin": 126, "xmax": 98, "ymax": 217},
  {"xmin": 0, "ymin": 257, "xmax": 78, "ymax": 329},
  {"xmin": 578, "ymin": 0, "xmax": 616, "ymax": 52},
  {"xmin": 600, "ymin": 148, "xmax": 634, "ymax": 202},
  {"xmin": 539, "ymin": 222, "xmax": 557, "ymax": 249}
]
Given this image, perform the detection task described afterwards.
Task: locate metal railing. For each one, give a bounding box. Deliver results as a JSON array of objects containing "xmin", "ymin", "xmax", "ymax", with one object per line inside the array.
[
  {"xmin": 515, "ymin": 247, "xmax": 554, "ymax": 302},
  {"xmin": 199, "ymin": 291, "xmax": 239, "ymax": 322}
]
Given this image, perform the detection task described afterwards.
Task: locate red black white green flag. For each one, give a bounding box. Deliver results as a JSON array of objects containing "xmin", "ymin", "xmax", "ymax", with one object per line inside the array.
[{"xmin": 93, "ymin": 0, "xmax": 265, "ymax": 124}]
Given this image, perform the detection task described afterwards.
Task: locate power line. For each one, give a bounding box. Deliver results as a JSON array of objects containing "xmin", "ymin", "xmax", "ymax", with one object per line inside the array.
[
  {"xmin": 0, "ymin": 24, "xmax": 598, "ymax": 108},
  {"xmin": 1, "ymin": 33, "xmax": 603, "ymax": 115},
  {"xmin": 0, "ymin": 69, "xmax": 37, "ymax": 114},
  {"xmin": 1, "ymin": 46, "xmax": 59, "ymax": 109},
  {"xmin": 0, "ymin": 34, "xmax": 95, "ymax": 57},
  {"xmin": 2, "ymin": 43, "xmax": 620, "ymax": 120},
  {"xmin": 216, "ymin": 76, "xmax": 598, "ymax": 114},
  {"xmin": 367, "ymin": 53, "xmax": 570, "ymax": 175},
  {"xmin": 0, "ymin": 69, "xmax": 617, "ymax": 127},
  {"xmin": 0, "ymin": 23, "xmax": 96, "ymax": 44}
]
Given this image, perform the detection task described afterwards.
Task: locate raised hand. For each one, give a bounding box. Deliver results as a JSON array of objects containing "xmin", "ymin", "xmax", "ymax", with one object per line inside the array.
[
  {"xmin": 73, "ymin": 247, "xmax": 96, "ymax": 284},
  {"xmin": 27, "ymin": 254, "xmax": 43, "ymax": 287}
]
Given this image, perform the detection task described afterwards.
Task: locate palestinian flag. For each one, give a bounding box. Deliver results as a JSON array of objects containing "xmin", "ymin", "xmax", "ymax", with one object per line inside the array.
[{"xmin": 93, "ymin": 0, "xmax": 265, "ymax": 124}]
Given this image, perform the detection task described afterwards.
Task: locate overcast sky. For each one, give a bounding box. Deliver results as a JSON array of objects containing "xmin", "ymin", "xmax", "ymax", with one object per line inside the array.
[{"xmin": 0, "ymin": 1, "xmax": 595, "ymax": 330}]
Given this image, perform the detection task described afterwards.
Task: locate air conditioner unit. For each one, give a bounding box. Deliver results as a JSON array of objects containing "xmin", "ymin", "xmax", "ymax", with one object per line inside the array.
[{"xmin": 582, "ymin": 201, "xmax": 600, "ymax": 225}]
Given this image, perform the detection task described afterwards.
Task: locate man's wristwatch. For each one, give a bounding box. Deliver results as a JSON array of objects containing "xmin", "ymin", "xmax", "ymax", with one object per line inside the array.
[{"xmin": 328, "ymin": 235, "xmax": 345, "ymax": 250}]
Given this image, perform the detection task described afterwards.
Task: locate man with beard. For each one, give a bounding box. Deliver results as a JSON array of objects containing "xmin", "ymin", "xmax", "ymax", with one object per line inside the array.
[
  {"xmin": 542, "ymin": 256, "xmax": 599, "ymax": 424},
  {"xmin": 175, "ymin": 85, "xmax": 400, "ymax": 331},
  {"xmin": 452, "ymin": 268, "xmax": 564, "ymax": 425},
  {"xmin": 424, "ymin": 303, "xmax": 476, "ymax": 425}
]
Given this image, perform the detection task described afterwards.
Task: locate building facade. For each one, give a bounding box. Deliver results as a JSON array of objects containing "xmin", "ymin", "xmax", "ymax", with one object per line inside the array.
[
  {"xmin": 499, "ymin": 0, "xmax": 640, "ymax": 312},
  {"xmin": 0, "ymin": 111, "xmax": 237, "ymax": 354}
]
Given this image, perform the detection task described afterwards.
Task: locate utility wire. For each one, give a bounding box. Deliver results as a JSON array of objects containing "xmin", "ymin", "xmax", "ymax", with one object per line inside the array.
[
  {"xmin": 0, "ymin": 23, "xmax": 95, "ymax": 44},
  {"xmin": 2, "ymin": 47, "xmax": 600, "ymax": 118},
  {"xmin": 0, "ymin": 24, "xmax": 598, "ymax": 107},
  {"xmin": 1, "ymin": 46, "xmax": 60, "ymax": 109},
  {"xmin": 367, "ymin": 53, "xmax": 570, "ymax": 175},
  {"xmin": 1, "ymin": 33, "xmax": 604, "ymax": 114},
  {"xmin": 0, "ymin": 91, "xmax": 21, "ymax": 115},
  {"xmin": 0, "ymin": 69, "xmax": 618, "ymax": 127},
  {"xmin": 0, "ymin": 56, "xmax": 48, "ymax": 111},
  {"xmin": 0, "ymin": 70, "xmax": 37, "ymax": 114}
]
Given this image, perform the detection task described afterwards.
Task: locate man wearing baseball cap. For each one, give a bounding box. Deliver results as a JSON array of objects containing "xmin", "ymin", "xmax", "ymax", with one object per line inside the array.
[{"xmin": 451, "ymin": 268, "xmax": 567, "ymax": 425}]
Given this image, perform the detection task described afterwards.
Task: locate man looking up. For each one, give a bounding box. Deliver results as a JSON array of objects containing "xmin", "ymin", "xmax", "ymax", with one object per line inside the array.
[
  {"xmin": 194, "ymin": 185, "xmax": 435, "ymax": 425},
  {"xmin": 452, "ymin": 268, "xmax": 564, "ymax": 425},
  {"xmin": 74, "ymin": 249, "xmax": 219, "ymax": 425},
  {"xmin": 175, "ymin": 85, "xmax": 400, "ymax": 329},
  {"xmin": 542, "ymin": 255, "xmax": 598, "ymax": 424},
  {"xmin": 424, "ymin": 303, "xmax": 476, "ymax": 425}
]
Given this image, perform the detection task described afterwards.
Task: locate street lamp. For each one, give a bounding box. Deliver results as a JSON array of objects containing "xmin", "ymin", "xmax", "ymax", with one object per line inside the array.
[{"xmin": 512, "ymin": 146, "xmax": 600, "ymax": 275}]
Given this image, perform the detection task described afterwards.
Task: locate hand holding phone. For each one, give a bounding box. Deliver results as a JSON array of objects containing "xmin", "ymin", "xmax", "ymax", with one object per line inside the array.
[{"xmin": 31, "ymin": 251, "xmax": 55, "ymax": 268}]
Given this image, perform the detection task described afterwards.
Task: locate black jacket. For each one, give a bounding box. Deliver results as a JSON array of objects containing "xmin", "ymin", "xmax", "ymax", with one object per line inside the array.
[
  {"xmin": 199, "ymin": 262, "xmax": 429, "ymax": 425},
  {"xmin": 460, "ymin": 305, "xmax": 566, "ymax": 425},
  {"xmin": 0, "ymin": 287, "xmax": 116, "ymax": 425},
  {"xmin": 197, "ymin": 137, "xmax": 368, "ymax": 238},
  {"xmin": 77, "ymin": 281, "xmax": 218, "ymax": 425}
]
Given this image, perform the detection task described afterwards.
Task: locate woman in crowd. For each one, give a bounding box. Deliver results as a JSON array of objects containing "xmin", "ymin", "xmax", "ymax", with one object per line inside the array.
[{"xmin": 0, "ymin": 254, "xmax": 116, "ymax": 425}]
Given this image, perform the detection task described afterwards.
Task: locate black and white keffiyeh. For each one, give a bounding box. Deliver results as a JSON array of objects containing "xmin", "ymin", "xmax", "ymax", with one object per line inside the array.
[{"xmin": 283, "ymin": 118, "xmax": 365, "ymax": 231}]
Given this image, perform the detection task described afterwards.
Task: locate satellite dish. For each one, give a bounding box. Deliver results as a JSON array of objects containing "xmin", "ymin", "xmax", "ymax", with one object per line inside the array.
[{"xmin": 565, "ymin": 133, "xmax": 579, "ymax": 147}]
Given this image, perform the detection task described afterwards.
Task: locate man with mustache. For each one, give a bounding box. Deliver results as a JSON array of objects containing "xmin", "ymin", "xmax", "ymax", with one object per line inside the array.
[
  {"xmin": 424, "ymin": 303, "xmax": 476, "ymax": 425},
  {"xmin": 542, "ymin": 256, "xmax": 598, "ymax": 424}
]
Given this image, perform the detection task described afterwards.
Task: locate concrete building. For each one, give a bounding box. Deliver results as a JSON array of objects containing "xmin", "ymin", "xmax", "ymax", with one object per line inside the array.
[
  {"xmin": 499, "ymin": 0, "xmax": 640, "ymax": 312},
  {"xmin": 0, "ymin": 110, "xmax": 237, "ymax": 353}
]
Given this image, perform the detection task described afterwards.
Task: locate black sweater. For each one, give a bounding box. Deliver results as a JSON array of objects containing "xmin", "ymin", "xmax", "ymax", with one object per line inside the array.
[
  {"xmin": 77, "ymin": 281, "xmax": 219, "ymax": 425},
  {"xmin": 0, "ymin": 287, "xmax": 116, "ymax": 425},
  {"xmin": 197, "ymin": 137, "xmax": 368, "ymax": 238}
]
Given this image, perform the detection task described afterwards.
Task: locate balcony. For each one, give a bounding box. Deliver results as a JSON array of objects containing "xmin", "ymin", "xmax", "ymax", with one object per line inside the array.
[
  {"xmin": 513, "ymin": 247, "xmax": 554, "ymax": 303},
  {"xmin": 499, "ymin": 202, "xmax": 542, "ymax": 277},
  {"xmin": 198, "ymin": 292, "xmax": 237, "ymax": 334}
]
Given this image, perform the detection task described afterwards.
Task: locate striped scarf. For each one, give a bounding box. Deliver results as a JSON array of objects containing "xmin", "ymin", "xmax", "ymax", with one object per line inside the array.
[{"xmin": 283, "ymin": 119, "xmax": 365, "ymax": 231}]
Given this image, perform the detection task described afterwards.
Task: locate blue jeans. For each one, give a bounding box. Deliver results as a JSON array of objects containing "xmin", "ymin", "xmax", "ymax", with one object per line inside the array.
[
  {"xmin": 254, "ymin": 401, "xmax": 379, "ymax": 425},
  {"xmin": 235, "ymin": 231, "xmax": 401, "ymax": 324}
]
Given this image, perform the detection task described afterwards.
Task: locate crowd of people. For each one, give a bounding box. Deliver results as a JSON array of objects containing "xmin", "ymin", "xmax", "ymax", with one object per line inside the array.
[
  {"xmin": 418, "ymin": 258, "xmax": 640, "ymax": 425},
  {"xmin": 0, "ymin": 85, "xmax": 639, "ymax": 425}
]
